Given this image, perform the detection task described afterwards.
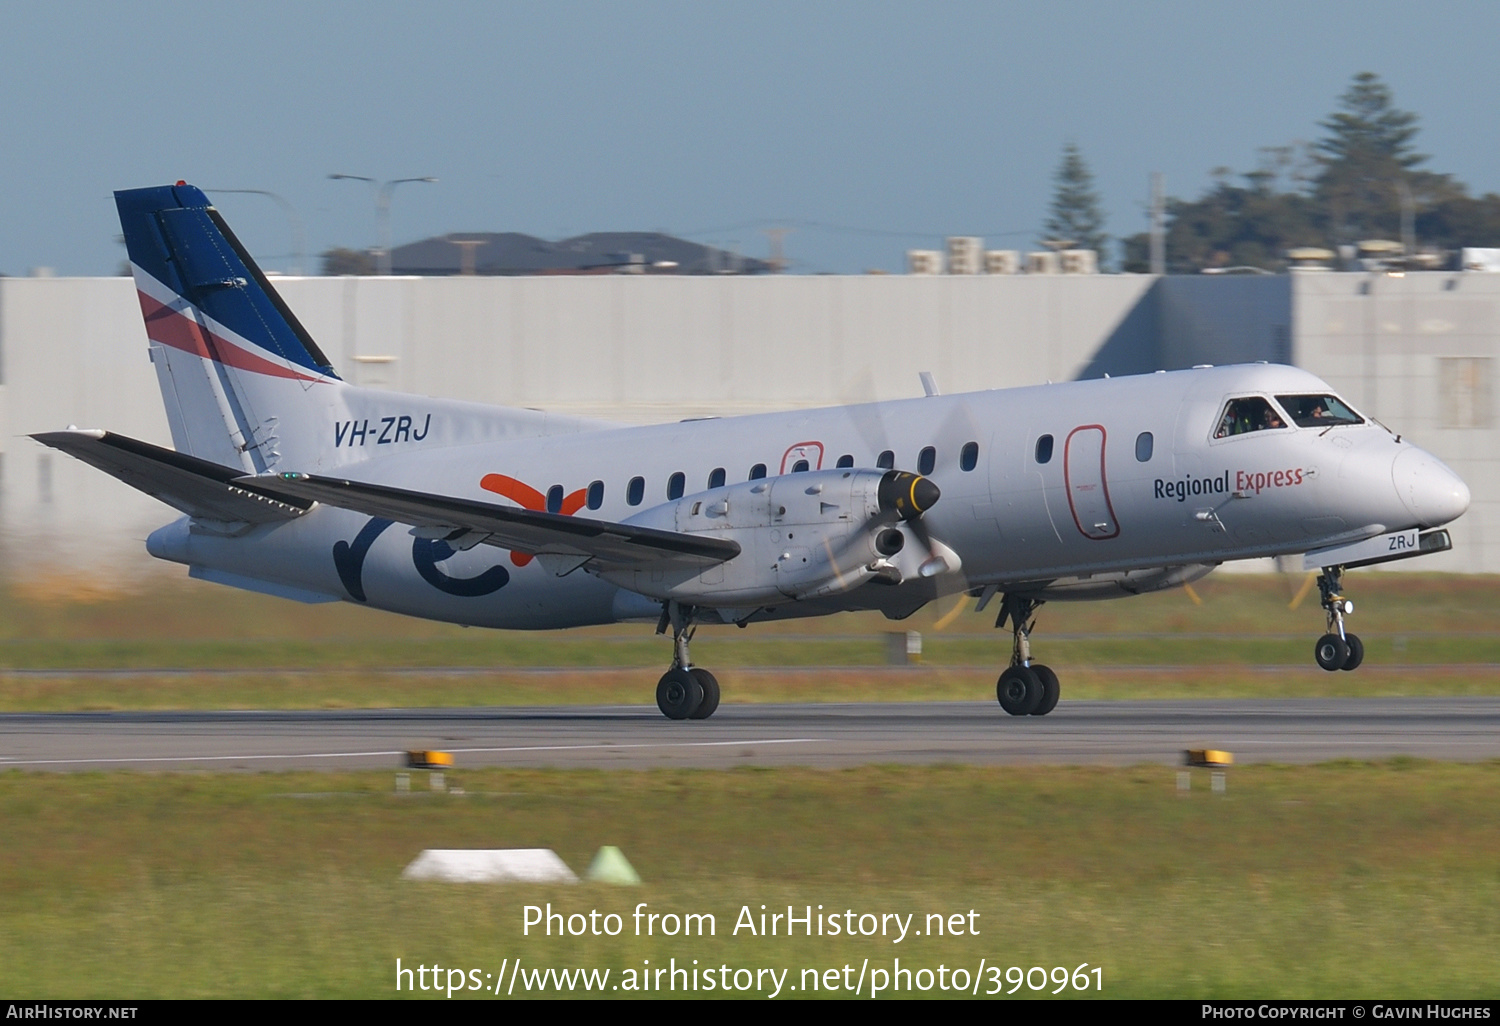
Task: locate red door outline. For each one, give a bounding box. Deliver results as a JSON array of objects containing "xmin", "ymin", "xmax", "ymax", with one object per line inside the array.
[
  {"xmin": 1063, "ymin": 425, "xmax": 1120, "ymax": 540},
  {"xmin": 779, "ymin": 441, "xmax": 824, "ymax": 474}
]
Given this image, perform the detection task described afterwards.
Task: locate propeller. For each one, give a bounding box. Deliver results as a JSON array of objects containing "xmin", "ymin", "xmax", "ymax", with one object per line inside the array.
[
  {"xmin": 872, "ymin": 468, "xmax": 956, "ymax": 578},
  {"xmin": 836, "ymin": 371, "xmax": 979, "ymax": 618}
]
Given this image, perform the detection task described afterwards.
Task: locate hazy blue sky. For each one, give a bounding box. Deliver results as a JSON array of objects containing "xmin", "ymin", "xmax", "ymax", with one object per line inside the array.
[{"xmin": 4, "ymin": 1, "xmax": 1498, "ymax": 275}]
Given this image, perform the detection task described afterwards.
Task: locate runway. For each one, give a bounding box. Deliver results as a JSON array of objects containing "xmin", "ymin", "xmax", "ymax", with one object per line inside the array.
[{"xmin": 1, "ymin": 698, "xmax": 1497, "ymax": 771}]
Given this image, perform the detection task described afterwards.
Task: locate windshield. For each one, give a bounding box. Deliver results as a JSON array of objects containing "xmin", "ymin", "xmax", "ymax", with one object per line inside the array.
[
  {"xmin": 1214, "ymin": 396, "xmax": 1288, "ymax": 438},
  {"xmin": 1274, "ymin": 394, "xmax": 1364, "ymax": 429}
]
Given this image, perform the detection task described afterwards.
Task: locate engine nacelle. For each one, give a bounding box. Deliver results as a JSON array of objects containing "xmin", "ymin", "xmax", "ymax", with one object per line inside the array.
[{"xmin": 598, "ymin": 468, "xmax": 954, "ymax": 605}]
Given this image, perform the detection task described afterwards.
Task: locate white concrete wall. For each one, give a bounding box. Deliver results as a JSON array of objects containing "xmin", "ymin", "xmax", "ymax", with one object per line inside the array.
[
  {"xmin": 272, "ymin": 273, "xmax": 1157, "ymax": 420},
  {"xmin": 1, "ymin": 273, "xmax": 1154, "ymax": 578},
  {"xmin": 1292, "ymin": 270, "xmax": 1499, "ymax": 572},
  {"xmin": 0, "ymin": 277, "xmax": 173, "ymax": 578},
  {"xmin": 1158, "ymin": 275, "xmax": 1292, "ymax": 369},
  {"xmin": 2, "ymin": 270, "xmax": 1494, "ymax": 575}
]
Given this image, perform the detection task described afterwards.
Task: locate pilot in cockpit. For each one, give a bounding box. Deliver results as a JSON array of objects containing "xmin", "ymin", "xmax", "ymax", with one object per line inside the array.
[{"xmin": 1215, "ymin": 397, "xmax": 1284, "ymax": 438}]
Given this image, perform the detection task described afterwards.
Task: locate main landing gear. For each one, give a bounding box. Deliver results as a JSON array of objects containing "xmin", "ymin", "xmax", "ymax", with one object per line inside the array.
[
  {"xmin": 993, "ymin": 594, "xmax": 1060, "ymax": 717},
  {"xmin": 1312, "ymin": 566, "xmax": 1364, "ymax": 672},
  {"xmin": 654, "ymin": 601, "xmax": 721, "ymax": 720}
]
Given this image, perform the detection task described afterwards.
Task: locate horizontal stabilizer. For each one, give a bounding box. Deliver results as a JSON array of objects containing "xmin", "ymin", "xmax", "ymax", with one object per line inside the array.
[
  {"xmin": 32, "ymin": 430, "xmax": 312, "ymax": 525},
  {"xmin": 242, "ymin": 471, "xmax": 742, "ymax": 571}
]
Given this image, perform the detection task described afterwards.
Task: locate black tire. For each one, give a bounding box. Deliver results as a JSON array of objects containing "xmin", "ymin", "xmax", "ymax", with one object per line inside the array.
[
  {"xmin": 1340, "ymin": 633, "xmax": 1365, "ymax": 672},
  {"xmin": 688, "ymin": 668, "xmax": 720, "ymax": 719},
  {"xmin": 1030, "ymin": 664, "xmax": 1061, "ymax": 716},
  {"xmin": 656, "ymin": 669, "xmax": 703, "ymax": 720},
  {"xmin": 997, "ymin": 665, "xmax": 1041, "ymax": 716},
  {"xmin": 1315, "ymin": 634, "xmax": 1349, "ymax": 672}
]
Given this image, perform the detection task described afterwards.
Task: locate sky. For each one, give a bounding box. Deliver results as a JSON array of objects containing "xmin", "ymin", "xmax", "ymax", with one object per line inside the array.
[{"xmin": 3, "ymin": 0, "xmax": 1499, "ymax": 276}]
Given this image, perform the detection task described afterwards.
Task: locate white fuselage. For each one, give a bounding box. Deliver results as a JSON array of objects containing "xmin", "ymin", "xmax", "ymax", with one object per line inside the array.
[{"xmin": 146, "ymin": 363, "xmax": 1469, "ymax": 630}]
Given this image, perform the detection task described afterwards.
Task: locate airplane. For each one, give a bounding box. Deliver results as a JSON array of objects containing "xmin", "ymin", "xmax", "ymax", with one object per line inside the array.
[{"xmin": 34, "ymin": 183, "xmax": 1472, "ymax": 720}]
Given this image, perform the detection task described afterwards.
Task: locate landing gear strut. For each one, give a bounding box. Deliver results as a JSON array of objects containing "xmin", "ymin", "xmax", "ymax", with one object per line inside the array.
[
  {"xmin": 654, "ymin": 601, "xmax": 721, "ymax": 719},
  {"xmin": 1313, "ymin": 566, "xmax": 1364, "ymax": 672},
  {"xmin": 994, "ymin": 594, "xmax": 1060, "ymax": 716}
]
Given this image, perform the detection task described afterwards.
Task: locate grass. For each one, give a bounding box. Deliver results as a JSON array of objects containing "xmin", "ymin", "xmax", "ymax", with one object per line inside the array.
[
  {"xmin": 0, "ymin": 572, "xmax": 1497, "ymax": 710},
  {"xmin": 6, "ymin": 665, "xmax": 1500, "ymax": 713},
  {"xmin": 0, "ymin": 761, "xmax": 1496, "ymax": 998},
  {"xmin": 3, "ymin": 572, "xmax": 1496, "ymax": 998}
]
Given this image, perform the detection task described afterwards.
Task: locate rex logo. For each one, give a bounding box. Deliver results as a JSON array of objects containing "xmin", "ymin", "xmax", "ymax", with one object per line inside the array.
[
  {"xmin": 331, "ymin": 473, "xmax": 590, "ymax": 600},
  {"xmin": 332, "ymin": 516, "xmax": 511, "ymax": 601},
  {"xmin": 480, "ymin": 474, "xmax": 587, "ymax": 567}
]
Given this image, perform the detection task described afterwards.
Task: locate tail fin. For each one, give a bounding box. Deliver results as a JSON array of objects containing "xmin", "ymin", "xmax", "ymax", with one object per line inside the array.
[{"xmin": 116, "ymin": 183, "xmax": 340, "ymax": 472}]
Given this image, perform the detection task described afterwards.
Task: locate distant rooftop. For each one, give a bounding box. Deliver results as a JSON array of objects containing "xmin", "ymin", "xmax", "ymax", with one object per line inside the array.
[{"xmin": 390, "ymin": 231, "xmax": 770, "ymax": 276}]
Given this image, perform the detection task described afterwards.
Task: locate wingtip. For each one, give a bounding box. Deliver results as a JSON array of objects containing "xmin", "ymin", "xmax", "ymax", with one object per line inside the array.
[{"xmin": 31, "ymin": 428, "xmax": 107, "ymax": 444}]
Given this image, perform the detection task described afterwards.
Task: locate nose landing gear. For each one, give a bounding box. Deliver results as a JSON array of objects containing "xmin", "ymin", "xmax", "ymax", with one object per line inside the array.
[
  {"xmin": 993, "ymin": 594, "xmax": 1060, "ymax": 716},
  {"xmin": 654, "ymin": 601, "xmax": 722, "ymax": 719},
  {"xmin": 1313, "ymin": 566, "xmax": 1364, "ymax": 672}
]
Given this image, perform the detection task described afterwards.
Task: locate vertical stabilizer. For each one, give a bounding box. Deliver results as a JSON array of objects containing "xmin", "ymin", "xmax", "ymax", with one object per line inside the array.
[
  {"xmin": 115, "ymin": 184, "xmax": 340, "ymax": 472},
  {"xmin": 115, "ymin": 182, "xmax": 621, "ymax": 475}
]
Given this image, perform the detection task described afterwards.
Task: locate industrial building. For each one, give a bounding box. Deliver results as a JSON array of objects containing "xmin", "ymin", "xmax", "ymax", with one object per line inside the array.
[
  {"xmin": 387, "ymin": 230, "xmax": 770, "ymax": 276},
  {"xmin": 0, "ymin": 268, "xmax": 1493, "ymax": 577}
]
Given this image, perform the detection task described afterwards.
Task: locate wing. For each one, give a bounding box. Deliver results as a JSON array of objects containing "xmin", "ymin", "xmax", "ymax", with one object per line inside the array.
[
  {"xmin": 241, "ymin": 471, "xmax": 741, "ymax": 572},
  {"xmin": 31, "ymin": 430, "xmax": 310, "ymax": 524}
]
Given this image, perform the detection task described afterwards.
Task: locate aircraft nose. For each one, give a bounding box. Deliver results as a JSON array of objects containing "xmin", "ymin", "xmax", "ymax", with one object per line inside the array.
[{"xmin": 1392, "ymin": 446, "xmax": 1470, "ymax": 528}]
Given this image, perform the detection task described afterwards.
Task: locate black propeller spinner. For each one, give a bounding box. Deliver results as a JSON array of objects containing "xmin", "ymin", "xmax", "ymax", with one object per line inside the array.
[{"xmin": 877, "ymin": 470, "xmax": 940, "ymax": 521}]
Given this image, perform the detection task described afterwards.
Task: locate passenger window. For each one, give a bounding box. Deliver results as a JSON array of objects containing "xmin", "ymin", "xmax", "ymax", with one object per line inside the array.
[
  {"xmin": 1135, "ymin": 432, "xmax": 1153, "ymax": 462},
  {"xmin": 586, "ymin": 479, "xmax": 604, "ymax": 510},
  {"xmin": 667, "ymin": 472, "xmax": 685, "ymax": 500},
  {"xmin": 917, "ymin": 446, "xmax": 936, "ymax": 475},
  {"xmin": 836, "ymin": 454, "xmax": 854, "ymax": 469},
  {"xmin": 749, "ymin": 463, "xmax": 767, "ymax": 480},
  {"xmin": 1214, "ymin": 397, "xmax": 1286, "ymax": 438},
  {"xmin": 708, "ymin": 467, "xmax": 726, "ymax": 489},
  {"xmin": 1274, "ymin": 394, "xmax": 1364, "ymax": 429},
  {"xmin": 1035, "ymin": 435, "xmax": 1054, "ymax": 464},
  {"xmin": 627, "ymin": 476, "xmax": 645, "ymax": 506},
  {"xmin": 877, "ymin": 450, "xmax": 895, "ymax": 470},
  {"xmin": 546, "ymin": 484, "xmax": 564, "ymax": 513},
  {"xmin": 960, "ymin": 441, "xmax": 979, "ymax": 472}
]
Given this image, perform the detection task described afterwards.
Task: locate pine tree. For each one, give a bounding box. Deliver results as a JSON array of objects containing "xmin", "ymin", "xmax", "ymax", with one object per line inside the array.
[
  {"xmin": 1119, "ymin": 72, "xmax": 1500, "ymax": 271},
  {"xmin": 1317, "ymin": 72, "xmax": 1424, "ymax": 170},
  {"xmin": 1315, "ymin": 72, "xmax": 1426, "ymax": 244},
  {"xmin": 1043, "ymin": 142, "xmax": 1109, "ymax": 264}
]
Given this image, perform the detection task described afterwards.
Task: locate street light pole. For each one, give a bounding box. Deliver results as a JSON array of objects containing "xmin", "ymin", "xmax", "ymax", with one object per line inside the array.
[
  {"xmin": 1149, "ymin": 171, "xmax": 1165, "ymax": 276},
  {"xmin": 329, "ymin": 174, "xmax": 438, "ymax": 275},
  {"xmin": 204, "ymin": 189, "xmax": 307, "ymax": 275},
  {"xmin": 375, "ymin": 178, "xmax": 439, "ymax": 275},
  {"xmin": 1397, "ymin": 179, "xmax": 1416, "ymax": 263}
]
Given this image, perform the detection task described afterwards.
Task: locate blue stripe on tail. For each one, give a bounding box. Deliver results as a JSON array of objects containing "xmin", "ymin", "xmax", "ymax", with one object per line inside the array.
[{"xmin": 115, "ymin": 184, "xmax": 339, "ymax": 379}]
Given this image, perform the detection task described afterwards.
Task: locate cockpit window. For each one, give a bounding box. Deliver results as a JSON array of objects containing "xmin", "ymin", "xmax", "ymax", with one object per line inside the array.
[
  {"xmin": 1275, "ymin": 394, "xmax": 1364, "ymax": 429},
  {"xmin": 1213, "ymin": 396, "xmax": 1287, "ymax": 438}
]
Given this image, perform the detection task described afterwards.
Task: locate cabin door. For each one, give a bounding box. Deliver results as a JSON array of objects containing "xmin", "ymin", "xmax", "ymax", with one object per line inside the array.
[{"xmin": 1062, "ymin": 425, "xmax": 1119, "ymax": 540}]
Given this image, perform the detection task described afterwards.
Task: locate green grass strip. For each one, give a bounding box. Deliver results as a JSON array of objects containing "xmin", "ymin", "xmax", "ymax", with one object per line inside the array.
[{"xmin": 1, "ymin": 761, "xmax": 1496, "ymax": 998}]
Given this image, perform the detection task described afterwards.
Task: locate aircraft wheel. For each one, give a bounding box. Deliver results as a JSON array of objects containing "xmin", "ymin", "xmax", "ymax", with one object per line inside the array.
[
  {"xmin": 1314, "ymin": 634, "xmax": 1349, "ymax": 672},
  {"xmin": 997, "ymin": 665, "xmax": 1041, "ymax": 716},
  {"xmin": 1029, "ymin": 664, "xmax": 1061, "ymax": 716},
  {"xmin": 688, "ymin": 668, "xmax": 720, "ymax": 719},
  {"xmin": 1340, "ymin": 633, "xmax": 1365, "ymax": 672},
  {"xmin": 656, "ymin": 669, "xmax": 703, "ymax": 720}
]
